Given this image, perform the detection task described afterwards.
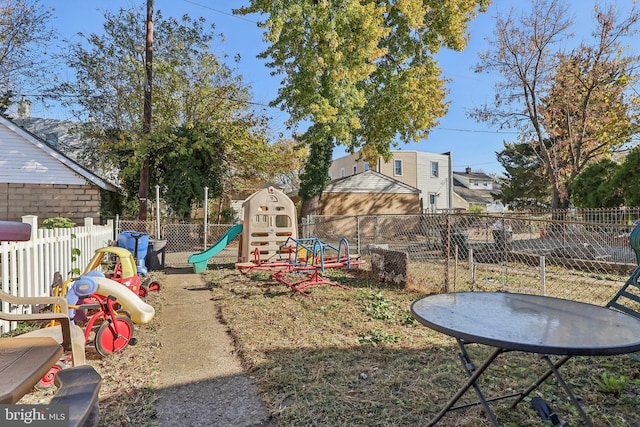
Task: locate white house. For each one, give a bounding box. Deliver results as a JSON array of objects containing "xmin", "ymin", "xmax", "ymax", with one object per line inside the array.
[
  {"xmin": 329, "ymin": 150, "xmax": 453, "ymax": 213},
  {"xmin": 452, "ymin": 167, "xmax": 505, "ymax": 213},
  {"xmin": 0, "ymin": 115, "xmax": 118, "ymax": 225}
]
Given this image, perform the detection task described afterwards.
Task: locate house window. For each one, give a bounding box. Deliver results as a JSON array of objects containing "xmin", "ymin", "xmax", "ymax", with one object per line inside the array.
[
  {"xmin": 394, "ymin": 159, "xmax": 403, "ymax": 176},
  {"xmin": 428, "ymin": 193, "xmax": 438, "ymax": 212},
  {"xmin": 353, "ymin": 165, "xmax": 357, "ymax": 175},
  {"xmin": 340, "ymin": 168, "xmax": 346, "ymax": 177},
  {"xmin": 431, "ymin": 161, "xmax": 439, "ymax": 178},
  {"xmin": 364, "ymin": 162, "xmax": 369, "ymax": 171}
]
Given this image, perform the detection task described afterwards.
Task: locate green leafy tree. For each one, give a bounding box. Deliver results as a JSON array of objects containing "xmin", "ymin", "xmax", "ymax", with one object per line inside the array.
[
  {"xmin": 571, "ymin": 159, "xmax": 623, "ymax": 208},
  {"xmin": 54, "ymin": 6, "xmax": 270, "ymax": 217},
  {"xmin": 496, "ymin": 141, "xmax": 551, "ymax": 209},
  {"xmin": 0, "ymin": 0, "xmax": 55, "ymax": 113},
  {"xmin": 251, "ymin": 138, "xmax": 309, "ymax": 194},
  {"xmin": 237, "ymin": 0, "xmax": 490, "ymax": 216},
  {"xmin": 152, "ymin": 124, "xmax": 225, "ymax": 219},
  {"xmin": 613, "ymin": 148, "xmax": 640, "ymax": 207},
  {"xmin": 472, "ymin": 0, "xmax": 640, "ymax": 209}
]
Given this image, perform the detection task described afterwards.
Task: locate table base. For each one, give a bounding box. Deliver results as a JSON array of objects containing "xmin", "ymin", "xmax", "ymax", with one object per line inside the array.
[{"xmin": 427, "ymin": 339, "xmax": 594, "ymax": 427}]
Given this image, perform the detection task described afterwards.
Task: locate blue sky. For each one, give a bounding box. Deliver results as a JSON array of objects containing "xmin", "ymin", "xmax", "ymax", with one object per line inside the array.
[{"xmin": 41, "ymin": 1, "xmax": 633, "ymax": 176}]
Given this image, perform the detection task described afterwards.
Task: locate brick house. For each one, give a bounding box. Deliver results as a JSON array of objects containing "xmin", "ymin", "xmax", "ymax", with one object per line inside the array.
[{"xmin": 0, "ymin": 115, "xmax": 118, "ymax": 225}]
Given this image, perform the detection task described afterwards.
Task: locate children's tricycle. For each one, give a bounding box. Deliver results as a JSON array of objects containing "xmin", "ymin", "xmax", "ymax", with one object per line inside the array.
[
  {"xmin": 66, "ymin": 275, "xmax": 136, "ymax": 357},
  {"xmin": 41, "ymin": 274, "xmax": 136, "ymax": 387},
  {"xmin": 83, "ymin": 247, "xmax": 161, "ymax": 297}
]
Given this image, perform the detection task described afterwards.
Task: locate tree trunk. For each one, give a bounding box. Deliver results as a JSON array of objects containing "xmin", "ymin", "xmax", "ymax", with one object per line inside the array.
[
  {"xmin": 300, "ymin": 194, "xmax": 320, "ymax": 218},
  {"xmin": 551, "ymin": 186, "xmax": 561, "ymax": 210}
]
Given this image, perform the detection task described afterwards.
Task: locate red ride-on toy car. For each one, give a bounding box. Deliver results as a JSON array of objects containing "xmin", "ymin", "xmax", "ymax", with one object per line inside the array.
[{"xmin": 82, "ymin": 247, "xmax": 161, "ymax": 297}]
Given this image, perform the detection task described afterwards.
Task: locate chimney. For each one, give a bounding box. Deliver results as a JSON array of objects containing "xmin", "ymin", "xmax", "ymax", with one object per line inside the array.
[
  {"xmin": 465, "ymin": 167, "xmax": 471, "ymax": 174},
  {"xmin": 17, "ymin": 95, "xmax": 31, "ymax": 118}
]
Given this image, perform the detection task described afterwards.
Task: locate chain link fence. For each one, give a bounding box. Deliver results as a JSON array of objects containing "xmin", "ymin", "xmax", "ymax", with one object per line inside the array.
[
  {"xmin": 114, "ymin": 209, "xmax": 640, "ymax": 306},
  {"xmin": 116, "ymin": 219, "xmax": 237, "ymax": 266},
  {"xmin": 304, "ymin": 212, "xmax": 640, "ymax": 305}
]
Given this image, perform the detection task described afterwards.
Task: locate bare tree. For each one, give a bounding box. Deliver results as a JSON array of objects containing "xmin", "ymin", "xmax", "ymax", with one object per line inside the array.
[
  {"xmin": 472, "ymin": 0, "xmax": 640, "ymax": 209},
  {"xmin": 0, "ymin": 0, "xmax": 55, "ymax": 112}
]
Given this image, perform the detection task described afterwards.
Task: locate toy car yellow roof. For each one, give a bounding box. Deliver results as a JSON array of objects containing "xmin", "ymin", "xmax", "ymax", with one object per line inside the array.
[
  {"xmin": 94, "ymin": 247, "xmax": 134, "ymax": 258},
  {"xmin": 82, "ymin": 246, "xmax": 137, "ymax": 278}
]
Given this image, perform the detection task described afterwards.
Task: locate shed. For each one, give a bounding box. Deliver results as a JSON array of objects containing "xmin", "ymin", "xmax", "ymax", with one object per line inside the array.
[
  {"xmin": 0, "ymin": 116, "xmax": 118, "ymax": 225},
  {"xmin": 319, "ymin": 170, "xmax": 421, "ymax": 215}
]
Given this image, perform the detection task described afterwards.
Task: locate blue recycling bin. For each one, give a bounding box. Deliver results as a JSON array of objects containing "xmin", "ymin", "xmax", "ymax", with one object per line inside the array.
[{"xmin": 117, "ymin": 231, "xmax": 149, "ymax": 275}]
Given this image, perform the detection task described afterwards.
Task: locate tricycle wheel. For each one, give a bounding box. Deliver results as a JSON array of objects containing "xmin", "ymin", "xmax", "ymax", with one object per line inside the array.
[
  {"xmin": 147, "ymin": 281, "xmax": 161, "ymax": 292},
  {"xmin": 37, "ymin": 361, "xmax": 65, "ymax": 389},
  {"xmin": 138, "ymin": 285, "xmax": 148, "ymax": 298},
  {"xmin": 95, "ymin": 315, "xmax": 134, "ymax": 357}
]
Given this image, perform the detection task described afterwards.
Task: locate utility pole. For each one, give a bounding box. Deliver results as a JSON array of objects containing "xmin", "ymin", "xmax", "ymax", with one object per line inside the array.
[{"xmin": 138, "ymin": 0, "xmax": 153, "ymax": 220}]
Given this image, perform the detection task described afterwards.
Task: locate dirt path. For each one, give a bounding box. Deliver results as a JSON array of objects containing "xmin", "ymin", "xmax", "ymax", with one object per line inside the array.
[{"xmin": 154, "ymin": 268, "xmax": 271, "ymax": 426}]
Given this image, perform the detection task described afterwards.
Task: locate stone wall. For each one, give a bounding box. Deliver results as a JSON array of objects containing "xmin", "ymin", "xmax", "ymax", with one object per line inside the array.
[{"xmin": 0, "ymin": 183, "xmax": 101, "ymax": 226}]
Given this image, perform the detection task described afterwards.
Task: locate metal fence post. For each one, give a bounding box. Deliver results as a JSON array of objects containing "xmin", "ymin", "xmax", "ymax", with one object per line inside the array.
[
  {"xmin": 540, "ymin": 256, "xmax": 546, "ymax": 295},
  {"xmin": 444, "ymin": 215, "xmax": 450, "ymax": 292},
  {"xmin": 469, "ymin": 247, "xmax": 475, "ymax": 286},
  {"xmin": 356, "ymin": 216, "xmax": 361, "ymax": 255},
  {"xmin": 155, "ymin": 185, "xmax": 161, "ymax": 239},
  {"xmin": 204, "ymin": 186, "xmax": 209, "ymax": 251}
]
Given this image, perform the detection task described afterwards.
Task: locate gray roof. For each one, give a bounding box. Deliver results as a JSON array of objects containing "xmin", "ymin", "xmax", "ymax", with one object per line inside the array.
[
  {"xmin": 453, "ymin": 177, "xmax": 497, "ymax": 204},
  {"xmin": 324, "ymin": 170, "xmax": 420, "ymax": 194},
  {"xmin": 453, "ymin": 170, "xmax": 493, "ymax": 180}
]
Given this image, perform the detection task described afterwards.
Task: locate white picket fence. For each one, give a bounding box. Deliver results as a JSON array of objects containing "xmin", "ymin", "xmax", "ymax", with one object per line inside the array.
[{"xmin": 0, "ymin": 215, "xmax": 114, "ymax": 334}]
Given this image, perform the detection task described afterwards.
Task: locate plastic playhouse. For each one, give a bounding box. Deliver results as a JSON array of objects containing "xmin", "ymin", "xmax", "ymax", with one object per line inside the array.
[
  {"xmin": 188, "ymin": 186, "xmax": 364, "ymax": 295},
  {"xmin": 237, "ymin": 186, "xmax": 298, "ymax": 263}
]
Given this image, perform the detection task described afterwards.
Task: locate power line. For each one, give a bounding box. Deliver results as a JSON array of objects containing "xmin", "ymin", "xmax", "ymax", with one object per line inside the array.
[
  {"xmin": 22, "ymin": 93, "xmax": 524, "ymax": 136},
  {"xmin": 183, "ymin": 1, "xmax": 258, "ymax": 24},
  {"xmin": 434, "ymin": 127, "xmax": 519, "ymax": 135}
]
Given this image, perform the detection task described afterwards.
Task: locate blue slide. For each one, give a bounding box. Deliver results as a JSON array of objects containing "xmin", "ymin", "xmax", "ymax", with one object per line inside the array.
[{"xmin": 188, "ymin": 224, "xmax": 243, "ymax": 273}]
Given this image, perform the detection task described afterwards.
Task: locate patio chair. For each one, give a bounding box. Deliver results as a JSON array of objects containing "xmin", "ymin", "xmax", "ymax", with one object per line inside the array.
[
  {"xmin": 0, "ymin": 220, "xmax": 86, "ymax": 367},
  {"xmin": 606, "ymin": 224, "xmax": 640, "ymax": 361},
  {"xmin": 0, "ymin": 289, "xmax": 86, "ymax": 366}
]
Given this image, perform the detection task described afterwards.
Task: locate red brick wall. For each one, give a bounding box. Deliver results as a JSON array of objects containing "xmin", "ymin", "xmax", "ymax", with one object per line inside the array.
[{"xmin": 0, "ymin": 183, "xmax": 101, "ymax": 226}]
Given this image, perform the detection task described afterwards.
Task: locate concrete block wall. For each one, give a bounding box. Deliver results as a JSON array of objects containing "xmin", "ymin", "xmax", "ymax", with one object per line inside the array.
[
  {"xmin": 0, "ymin": 183, "xmax": 101, "ymax": 226},
  {"xmin": 371, "ymin": 248, "xmax": 409, "ymax": 287}
]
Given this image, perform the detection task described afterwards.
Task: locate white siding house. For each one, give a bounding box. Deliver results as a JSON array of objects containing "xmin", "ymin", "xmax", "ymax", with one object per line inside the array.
[
  {"xmin": 452, "ymin": 168, "xmax": 505, "ymax": 213},
  {"xmin": 0, "ymin": 116, "xmax": 118, "ymax": 224},
  {"xmin": 329, "ymin": 150, "xmax": 453, "ymax": 212}
]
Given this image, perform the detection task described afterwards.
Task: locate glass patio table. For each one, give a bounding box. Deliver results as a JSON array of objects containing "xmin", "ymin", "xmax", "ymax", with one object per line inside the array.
[{"xmin": 411, "ymin": 292, "xmax": 640, "ymax": 426}]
